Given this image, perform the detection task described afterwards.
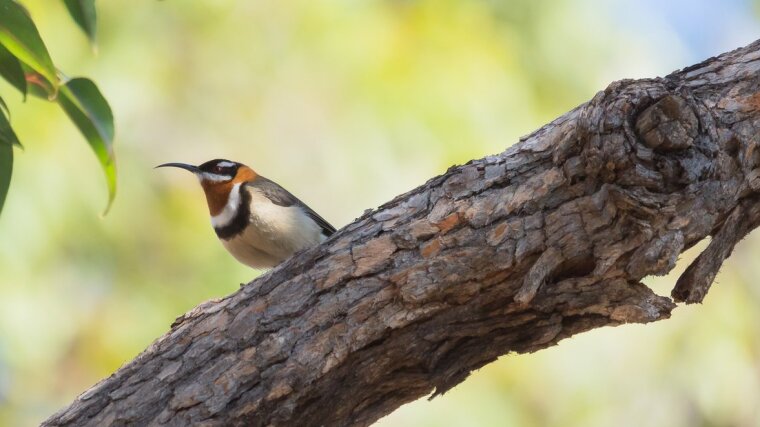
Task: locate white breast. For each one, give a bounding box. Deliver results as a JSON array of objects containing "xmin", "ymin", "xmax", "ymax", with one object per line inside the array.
[{"xmin": 219, "ymin": 186, "xmax": 326, "ymax": 268}]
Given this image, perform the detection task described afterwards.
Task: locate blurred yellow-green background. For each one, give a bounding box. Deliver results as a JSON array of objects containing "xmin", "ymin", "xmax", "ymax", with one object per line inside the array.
[{"xmin": 1, "ymin": 0, "xmax": 760, "ymax": 426}]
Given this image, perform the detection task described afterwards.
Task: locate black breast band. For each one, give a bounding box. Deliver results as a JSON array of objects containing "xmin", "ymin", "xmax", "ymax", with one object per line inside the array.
[{"xmin": 214, "ymin": 186, "xmax": 251, "ymax": 240}]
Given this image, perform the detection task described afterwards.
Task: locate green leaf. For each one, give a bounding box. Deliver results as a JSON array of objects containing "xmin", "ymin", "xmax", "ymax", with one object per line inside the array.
[
  {"xmin": 0, "ymin": 42, "xmax": 26, "ymax": 97},
  {"xmin": 0, "ymin": 138, "xmax": 11, "ymax": 217},
  {"xmin": 62, "ymin": 0, "xmax": 97, "ymax": 45},
  {"xmin": 0, "ymin": 96, "xmax": 21, "ymax": 216},
  {"xmin": 0, "ymin": 0, "xmax": 58, "ymax": 95},
  {"xmin": 0, "ymin": 95, "xmax": 8, "ymax": 117},
  {"xmin": 0, "ymin": 96, "xmax": 20, "ymax": 147},
  {"xmin": 58, "ymin": 77, "xmax": 115, "ymax": 213}
]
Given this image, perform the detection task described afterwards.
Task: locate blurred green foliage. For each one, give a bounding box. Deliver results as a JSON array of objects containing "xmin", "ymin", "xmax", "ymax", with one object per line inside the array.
[
  {"xmin": 0, "ymin": 0, "xmax": 114, "ymax": 215},
  {"xmin": 0, "ymin": 1, "xmax": 758, "ymax": 426}
]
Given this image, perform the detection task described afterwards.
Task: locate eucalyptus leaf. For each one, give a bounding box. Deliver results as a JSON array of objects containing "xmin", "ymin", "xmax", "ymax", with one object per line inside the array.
[
  {"xmin": 0, "ymin": 98, "xmax": 20, "ymax": 147},
  {"xmin": 63, "ymin": 0, "xmax": 97, "ymax": 45},
  {"xmin": 0, "ymin": 134, "xmax": 12, "ymax": 217},
  {"xmin": 57, "ymin": 77, "xmax": 115, "ymax": 212},
  {"xmin": 0, "ymin": 42, "xmax": 26, "ymax": 97},
  {"xmin": 0, "ymin": 95, "xmax": 8, "ymax": 118},
  {"xmin": 0, "ymin": 0, "xmax": 58, "ymax": 95}
]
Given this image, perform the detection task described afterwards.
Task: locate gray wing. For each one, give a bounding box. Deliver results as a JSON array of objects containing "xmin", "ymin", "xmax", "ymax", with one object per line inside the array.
[{"xmin": 246, "ymin": 177, "xmax": 337, "ymax": 237}]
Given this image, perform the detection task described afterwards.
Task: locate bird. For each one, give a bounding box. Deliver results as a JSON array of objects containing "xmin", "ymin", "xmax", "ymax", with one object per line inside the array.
[{"xmin": 156, "ymin": 159, "xmax": 336, "ymax": 269}]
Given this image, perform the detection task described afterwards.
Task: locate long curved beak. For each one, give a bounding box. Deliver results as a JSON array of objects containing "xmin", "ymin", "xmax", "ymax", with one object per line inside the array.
[{"xmin": 155, "ymin": 162, "xmax": 201, "ymax": 174}]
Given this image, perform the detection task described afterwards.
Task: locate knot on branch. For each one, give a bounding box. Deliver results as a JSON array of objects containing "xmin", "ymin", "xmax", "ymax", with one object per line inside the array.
[{"xmin": 635, "ymin": 95, "xmax": 699, "ymax": 151}]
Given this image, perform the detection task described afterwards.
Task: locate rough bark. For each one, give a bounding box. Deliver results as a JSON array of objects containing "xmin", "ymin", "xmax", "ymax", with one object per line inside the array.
[{"xmin": 44, "ymin": 40, "xmax": 760, "ymax": 427}]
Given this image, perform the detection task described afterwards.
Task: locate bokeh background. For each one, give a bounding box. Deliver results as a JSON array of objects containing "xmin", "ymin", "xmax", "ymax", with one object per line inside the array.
[{"xmin": 1, "ymin": 0, "xmax": 759, "ymax": 425}]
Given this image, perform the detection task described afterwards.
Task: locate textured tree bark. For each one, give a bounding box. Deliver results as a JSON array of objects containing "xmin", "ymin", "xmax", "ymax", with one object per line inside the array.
[{"xmin": 44, "ymin": 40, "xmax": 760, "ymax": 427}]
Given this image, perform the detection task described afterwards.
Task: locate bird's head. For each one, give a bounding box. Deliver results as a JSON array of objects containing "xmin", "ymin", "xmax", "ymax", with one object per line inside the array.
[
  {"xmin": 157, "ymin": 159, "xmax": 247, "ymax": 182},
  {"xmin": 156, "ymin": 159, "xmax": 257, "ymax": 215}
]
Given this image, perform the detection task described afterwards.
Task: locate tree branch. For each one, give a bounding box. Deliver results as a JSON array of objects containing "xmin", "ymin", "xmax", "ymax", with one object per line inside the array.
[{"xmin": 43, "ymin": 39, "xmax": 760, "ymax": 427}]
